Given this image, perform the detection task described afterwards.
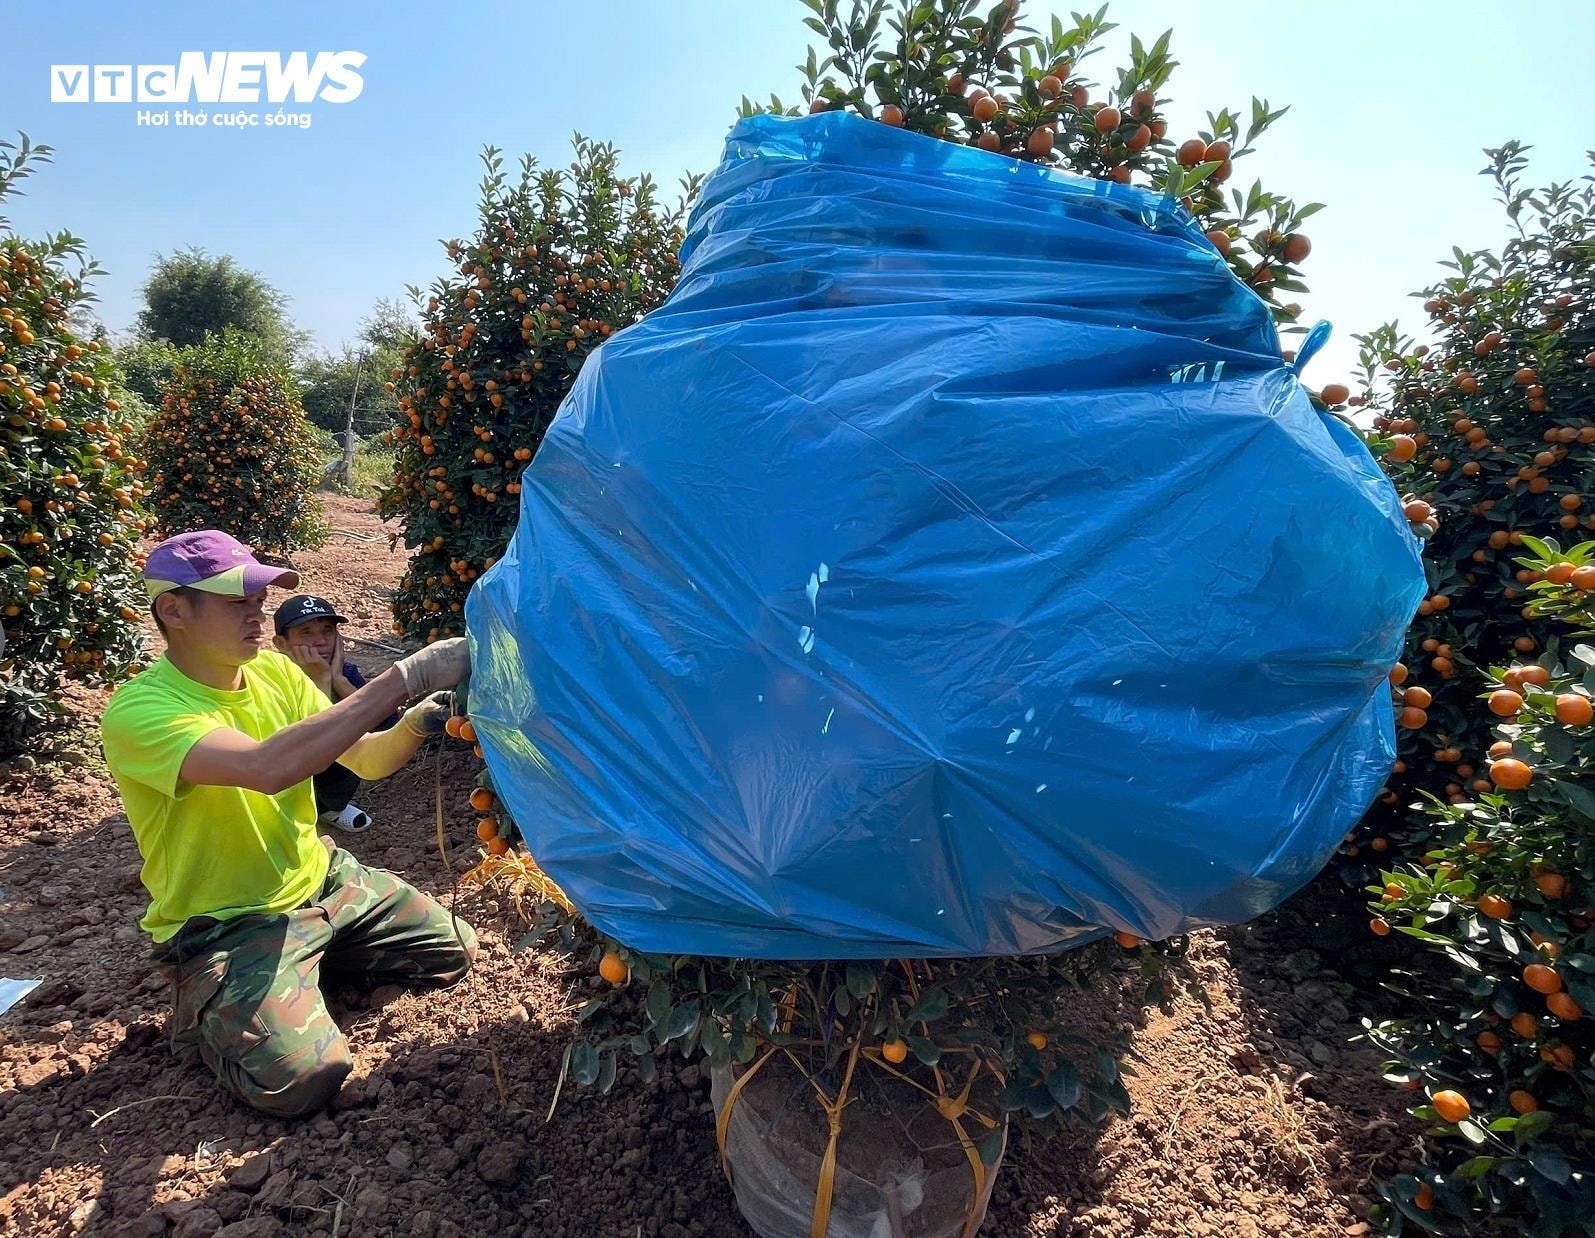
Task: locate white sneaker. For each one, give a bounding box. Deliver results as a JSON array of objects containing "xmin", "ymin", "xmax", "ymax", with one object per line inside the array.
[{"xmin": 320, "ymin": 803, "xmax": 373, "ymax": 832}]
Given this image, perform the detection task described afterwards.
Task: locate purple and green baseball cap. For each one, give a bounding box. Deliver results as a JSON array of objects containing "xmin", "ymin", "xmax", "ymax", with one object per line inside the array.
[{"xmin": 143, "ymin": 530, "xmax": 299, "ymax": 600}]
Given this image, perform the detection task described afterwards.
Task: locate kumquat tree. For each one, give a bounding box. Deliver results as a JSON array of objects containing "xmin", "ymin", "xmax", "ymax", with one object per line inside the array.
[
  {"xmin": 1352, "ymin": 145, "xmax": 1594, "ymax": 1233},
  {"xmin": 13, "ymin": 4, "xmax": 1595, "ymax": 1238},
  {"xmin": 141, "ymin": 329, "xmax": 326, "ymax": 559},
  {"xmin": 378, "ymin": 139, "xmax": 695, "ymax": 642},
  {"xmin": 1367, "ymin": 540, "xmax": 1595, "ymax": 1233},
  {"xmin": 0, "ymin": 134, "xmax": 149, "ymax": 749},
  {"xmin": 753, "ymin": 0, "xmax": 1321, "ymax": 329},
  {"xmin": 1348, "ymin": 146, "xmax": 1595, "ymax": 880}
]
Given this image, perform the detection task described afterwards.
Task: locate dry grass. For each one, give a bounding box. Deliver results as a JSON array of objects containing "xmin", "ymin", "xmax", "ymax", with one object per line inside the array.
[{"xmin": 460, "ymin": 849, "xmax": 575, "ymax": 920}]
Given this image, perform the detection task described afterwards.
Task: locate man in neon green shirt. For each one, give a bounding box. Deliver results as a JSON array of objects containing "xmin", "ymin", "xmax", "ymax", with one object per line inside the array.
[{"xmin": 102, "ymin": 530, "xmax": 477, "ymax": 1117}]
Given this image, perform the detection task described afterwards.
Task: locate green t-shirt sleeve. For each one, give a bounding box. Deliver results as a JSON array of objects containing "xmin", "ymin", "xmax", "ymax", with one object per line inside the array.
[
  {"xmin": 102, "ymin": 652, "xmax": 331, "ymax": 799},
  {"xmin": 102, "ymin": 693, "xmax": 224, "ymax": 799}
]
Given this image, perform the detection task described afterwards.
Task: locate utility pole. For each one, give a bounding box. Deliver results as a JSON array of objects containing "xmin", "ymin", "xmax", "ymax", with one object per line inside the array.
[{"xmin": 340, "ymin": 360, "xmax": 363, "ymax": 491}]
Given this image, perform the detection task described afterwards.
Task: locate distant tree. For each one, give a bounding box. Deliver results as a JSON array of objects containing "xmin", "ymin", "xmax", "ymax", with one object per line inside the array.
[
  {"xmin": 297, "ymin": 298, "xmax": 415, "ymax": 436},
  {"xmin": 136, "ymin": 247, "xmax": 306, "ymax": 358},
  {"xmin": 359, "ymin": 297, "xmax": 419, "ymax": 353}
]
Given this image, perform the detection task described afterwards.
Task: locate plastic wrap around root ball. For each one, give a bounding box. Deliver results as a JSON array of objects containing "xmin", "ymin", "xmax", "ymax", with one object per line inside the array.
[
  {"xmin": 709, "ymin": 1059, "xmax": 1004, "ymax": 1238},
  {"xmin": 465, "ymin": 111, "xmax": 1427, "ymax": 959}
]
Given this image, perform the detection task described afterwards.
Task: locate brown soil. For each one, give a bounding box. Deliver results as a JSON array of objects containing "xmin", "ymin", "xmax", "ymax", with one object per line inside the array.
[{"xmin": 0, "ymin": 493, "xmax": 1424, "ymax": 1237}]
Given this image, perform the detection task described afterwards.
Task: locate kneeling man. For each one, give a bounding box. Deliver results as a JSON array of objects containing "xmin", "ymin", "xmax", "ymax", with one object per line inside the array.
[{"xmin": 102, "ymin": 530, "xmax": 476, "ymax": 1117}]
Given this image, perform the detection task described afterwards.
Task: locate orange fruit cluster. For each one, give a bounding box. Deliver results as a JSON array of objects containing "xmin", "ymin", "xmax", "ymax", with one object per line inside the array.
[
  {"xmin": 0, "ymin": 232, "xmax": 152, "ymax": 733},
  {"xmin": 143, "ymin": 335, "xmax": 326, "ymax": 558}
]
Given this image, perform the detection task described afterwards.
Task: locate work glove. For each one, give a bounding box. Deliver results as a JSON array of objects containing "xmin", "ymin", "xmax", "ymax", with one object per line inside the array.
[
  {"xmin": 394, "ymin": 637, "xmax": 470, "ymax": 697},
  {"xmin": 400, "ymin": 691, "xmax": 455, "ymax": 738}
]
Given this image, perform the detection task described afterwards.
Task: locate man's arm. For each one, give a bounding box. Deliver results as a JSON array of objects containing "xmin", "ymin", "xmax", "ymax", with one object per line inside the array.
[
  {"xmin": 334, "ymin": 693, "xmax": 450, "ymax": 780},
  {"xmin": 180, "ymin": 667, "xmax": 410, "ymax": 794},
  {"xmin": 178, "ymin": 639, "xmax": 468, "ymax": 794}
]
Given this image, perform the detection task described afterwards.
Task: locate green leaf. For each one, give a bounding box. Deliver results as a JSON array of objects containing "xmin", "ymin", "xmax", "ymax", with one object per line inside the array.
[
  {"xmin": 1456, "ymin": 1155, "xmax": 1499, "ymax": 1179},
  {"xmin": 904, "ymin": 986, "xmax": 949, "ymax": 1022},
  {"xmin": 1565, "ymin": 974, "xmax": 1595, "ymax": 1008},
  {"xmin": 1544, "ymin": 726, "xmax": 1576, "ymax": 765},
  {"xmin": 1099, "ymin": 1073, "xmax": 1132, "ymax": 1116},
  {"xmin": 974, "ymin": 1125, "xmax": 1006, "ymax": 1165},
  {"xmin": 571, "ymin": 1041, "xmax": 599, "ymax": 1086},
  {"xmin": 1183, "ymin": 158, "xmax": 1224, "ymax": 189},
  {"xmin": 1395, "ymin": 925, "xmax": 1456, "ymax": 945},
  {"xmin": 646, "ymin": 982, "xmax": 672, "ymax": 1030},
  {"xmin": 665, "ymin": 1000, "xmax": 701, "ymax": 1043},
  {"xmin": 846, "ymin": 961, "xmax": 877, "ymax": 999},
  {"xmin": 1046, "ymin": 1061, "xmax": 1082, "ymax": 1108},
  {"xmin": 701, "ymin": 1017, "xmax": 730, "ymax": 1067},
  {"xmin": 1457, "ymin": 1118, "xmax": 1488, "ymax": 1145},
  {"xmin": 1023, "ymin": 1084, "xmax": 1056, "ymax": 1120},
  {"xmin": 906, "ymin": 1035, "xmax": 942, "ymax": 1065},
  {"xmin": 1514, "ymin": 1110, "xmax": 1555, "ymax": 1146},
  {"xmin": 597, "ymin": 1050, "xmax": 617, "ymax": 1093},
  {"xmin": 1519, "ymin": 534, "xmax": 1558, "ymax": 560},
  {"xmin": 1556, "ymin": 778, "xmax": 1595, "ymax": 822},
  {"xmin": 995, "ymin": 1081, "xmax": 1027, "ymax": 1113},
  {"xmin": 1529, "ymin": 1146, "xmax": 1571, "ymax": 1185}
]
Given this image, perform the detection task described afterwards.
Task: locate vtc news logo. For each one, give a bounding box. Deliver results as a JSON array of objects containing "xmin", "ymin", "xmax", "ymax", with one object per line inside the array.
[{"xmin": 50, "ymin": 52, "xmax": 366, "ymax": 104}]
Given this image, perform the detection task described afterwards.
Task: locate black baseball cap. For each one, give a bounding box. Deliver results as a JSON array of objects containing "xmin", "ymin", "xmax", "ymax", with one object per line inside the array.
[{"xmin": 273, "ymin": 594, "xmax": 349, "ymax": 637}]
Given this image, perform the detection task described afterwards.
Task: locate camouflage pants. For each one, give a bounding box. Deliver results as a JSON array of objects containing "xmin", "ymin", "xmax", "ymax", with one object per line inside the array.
[{"xmin": 155, "ymin": 843, "xmax": 477, "ymax": 1118}]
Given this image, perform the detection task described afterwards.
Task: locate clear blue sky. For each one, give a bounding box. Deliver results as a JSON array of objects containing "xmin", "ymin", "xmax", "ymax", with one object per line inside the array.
[{"xmin": 4, "ymin": 0, "xmax": 1592, "ymax": 385}]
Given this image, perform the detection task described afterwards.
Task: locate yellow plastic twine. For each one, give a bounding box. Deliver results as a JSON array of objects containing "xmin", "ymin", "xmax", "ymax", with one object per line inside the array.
[
  {"xmin": 434, "ymin": 743, "xmax": 467, "ymax": 954},
  {"xmin": 898, "ymin": 959, "xmax": 997, "ymax": 1238},
  {"xmin": 714, "ymin": 962, "xmax": 1001, "ymax": 1237},
  {"xmin": 715, "ymin": 1045, "xmax": 781, "ymax": 1179},
  {"xmin": 713, "ymin": 1034, "xmax": 865, "ymax": 1238},
  {"xmin": 806, "ymin": 1032, "xmax": 865, "ymax": 1238}
]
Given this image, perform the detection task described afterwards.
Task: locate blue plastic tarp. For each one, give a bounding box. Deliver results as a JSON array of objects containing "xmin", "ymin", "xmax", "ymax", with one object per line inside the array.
[{"xmin": 465, "ymin": 112, "xmax": 1426, "ymax": 959}]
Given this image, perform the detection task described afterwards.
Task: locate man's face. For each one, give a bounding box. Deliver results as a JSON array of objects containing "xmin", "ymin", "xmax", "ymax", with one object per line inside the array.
[
  {"xmin": 278, "ymin": 617, "xmax": 340, "ymax": 665},
  {"xmin": 162, "ymin": 589, "xmax": 269, "ymax": 663}
]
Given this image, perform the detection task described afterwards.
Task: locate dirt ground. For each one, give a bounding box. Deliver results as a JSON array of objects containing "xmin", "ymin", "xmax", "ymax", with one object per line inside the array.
[{"xmin": 0, "ymin": 493, "xmax": 1426, "ymax": 1237}]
